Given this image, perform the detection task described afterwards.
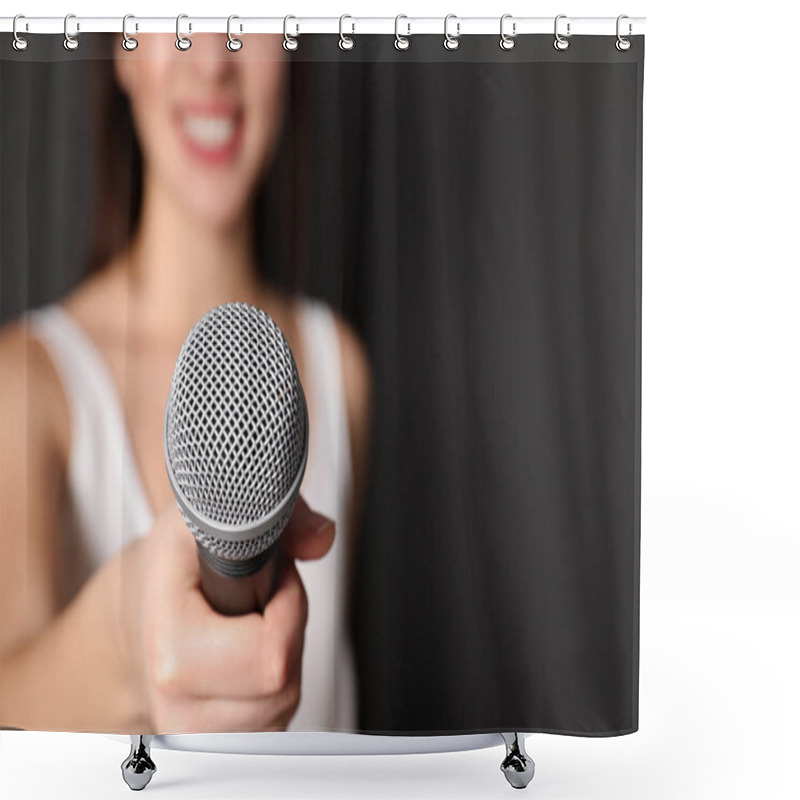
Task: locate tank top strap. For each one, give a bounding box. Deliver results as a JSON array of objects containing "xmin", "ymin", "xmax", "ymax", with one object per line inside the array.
[
  {"xmin": 26, "ymin": 304, "xmax": 153, "ymax": 566},
  {"xmin": 296, "ymin": 297, "xmax": 352, "ymax": 492}
]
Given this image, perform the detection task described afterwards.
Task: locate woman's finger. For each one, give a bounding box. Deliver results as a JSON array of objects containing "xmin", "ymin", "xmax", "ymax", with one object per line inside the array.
[
  {"xmin": 151, "ymin": 559, "xmax": 307, "ymax": 700},
  {"xmin": 280, "ymin": 496, "xmax": 335, "ymax": 561}
]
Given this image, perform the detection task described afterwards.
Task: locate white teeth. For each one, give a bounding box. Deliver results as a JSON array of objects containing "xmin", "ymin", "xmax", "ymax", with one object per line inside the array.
[{"xmin": 182, "ymin": 114, "xmax": 236, "ymax": 148}]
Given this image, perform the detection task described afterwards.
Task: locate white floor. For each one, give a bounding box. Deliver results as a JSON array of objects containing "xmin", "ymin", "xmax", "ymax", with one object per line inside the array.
[{"xmin": 2, "ymin": 596, "xmax": 797, "ymax": 800}]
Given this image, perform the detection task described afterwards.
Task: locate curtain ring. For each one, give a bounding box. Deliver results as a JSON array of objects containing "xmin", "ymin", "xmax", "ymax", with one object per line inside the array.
[
  {"xmin": 394, "ymin": 15, "xmax": 410, "ymax": 51},
  {"xmin": 553, "ymin": 14, "xmax": 570, "ymax": 51},
  {"xmin": 339, "ymin": 14, "xmax": 355, "ymax": 51},
  {"xmin": 175, "ymin": 14, "xmax": 192, "ymax": 51},
  {"xmin": 499, "ymin": 14, "xmax": 516, "ymax": 50},
  {"xmin": 227, "ymin": 15, "xmax": 243, "ymax": 51},
  {"xmin": 283, "ymin": 15, "xmax": 299, "ymax": 51},
  {"xmin": 616, "ymin": 15, "xmax": 632, "ymax": 51},
  {"xmin": 63, "ymin": 13, "xmax": 79, "ymax": 51},
  {"xmin": 12, "ymin": 14, "xmax": 28, "ymax": 52},
  {"xmin": 121, "ymin": 14, "xmax": 139, "ymax": 51},
  {"xmin": 443, "ymin": 14, "xmax": 460, "ymax": 51}
]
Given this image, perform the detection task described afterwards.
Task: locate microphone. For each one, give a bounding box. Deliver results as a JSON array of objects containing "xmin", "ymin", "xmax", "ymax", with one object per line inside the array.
[{"xmin": 163, "ymin": 302, "xmax": 308, "ymax": 616}]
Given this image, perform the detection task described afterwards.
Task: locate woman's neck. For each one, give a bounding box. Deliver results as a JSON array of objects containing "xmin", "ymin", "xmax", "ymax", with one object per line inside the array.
[{"xmin": 124, "ymin": 175, "xmax": 266, "ymax": 336}]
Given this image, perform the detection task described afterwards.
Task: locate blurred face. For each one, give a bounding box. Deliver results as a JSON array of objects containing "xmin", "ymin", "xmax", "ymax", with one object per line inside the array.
[{"xmin": 115, "ymin": 34, "xmax": 287, "ymax": 230}]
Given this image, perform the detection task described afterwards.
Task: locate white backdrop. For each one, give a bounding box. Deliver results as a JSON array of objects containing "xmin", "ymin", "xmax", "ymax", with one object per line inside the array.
[{"xmin": 2, "ymin": 1, "xmax": 798, "ymax": 798}]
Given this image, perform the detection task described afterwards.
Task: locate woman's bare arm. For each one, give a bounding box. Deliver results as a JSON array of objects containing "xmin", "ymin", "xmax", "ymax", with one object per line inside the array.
[
  {"xmin": 0, "ymin": 323, "xmax": 68, "ymax": 655},
  {"xmin": 0, "ymin": 541, "xmax": 148, "ymax": 731},
  {"xmin": 0, "ymin": 322, "xmax": 130, "ymax": 729},
  {"xmin": 0, "ymin": 322, "xmax": 140, "ymax": 730}
]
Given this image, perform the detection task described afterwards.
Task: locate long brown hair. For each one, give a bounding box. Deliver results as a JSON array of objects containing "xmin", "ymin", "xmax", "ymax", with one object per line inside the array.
[{"xmin": 88, "ymin": 34, "xmax": 310, "ymax": 291}]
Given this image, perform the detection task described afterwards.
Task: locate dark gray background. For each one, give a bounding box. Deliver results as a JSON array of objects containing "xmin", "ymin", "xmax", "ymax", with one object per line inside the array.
[{"xmin": 0, "ymin": 34, "xmax": 643, "ymax": 735}]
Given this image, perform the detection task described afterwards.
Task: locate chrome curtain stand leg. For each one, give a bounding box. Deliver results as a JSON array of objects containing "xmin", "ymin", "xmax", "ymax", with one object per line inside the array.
[
  {"xmin": 121, "ymin": 735, "xmax": 156, "ymax": 791},
  {"xmin": 500, "ymin": 733, "xmax": 535, "ymax": 789}
]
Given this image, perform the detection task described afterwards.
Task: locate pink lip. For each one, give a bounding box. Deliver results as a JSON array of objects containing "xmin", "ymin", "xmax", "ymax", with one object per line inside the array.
[{"xmin": 175, "ymin": 102, "xmax": 244, "ymax": 165}]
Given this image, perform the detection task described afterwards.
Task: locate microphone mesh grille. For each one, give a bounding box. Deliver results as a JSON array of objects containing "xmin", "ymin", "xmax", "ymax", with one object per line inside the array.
[{"xmin": 165, "ymin": 303, "xmax": 307, "ymax": 561}]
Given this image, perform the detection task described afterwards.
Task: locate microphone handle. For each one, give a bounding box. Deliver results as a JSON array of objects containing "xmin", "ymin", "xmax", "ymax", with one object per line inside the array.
[{"xmin": 197, "ymin": 547, "xmax": 282, "ymax": 616}]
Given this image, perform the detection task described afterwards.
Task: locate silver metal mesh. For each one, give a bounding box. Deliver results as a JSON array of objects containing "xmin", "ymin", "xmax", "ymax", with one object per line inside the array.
[{"xmin": 164, "ymin": 303, "xmax": 307, "ymax": 561}]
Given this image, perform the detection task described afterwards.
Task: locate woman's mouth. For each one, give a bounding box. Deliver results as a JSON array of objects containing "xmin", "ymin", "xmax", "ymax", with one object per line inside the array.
[{"xmin": 177, "ymin": 105, "xmax": 243, "ymax": 164}]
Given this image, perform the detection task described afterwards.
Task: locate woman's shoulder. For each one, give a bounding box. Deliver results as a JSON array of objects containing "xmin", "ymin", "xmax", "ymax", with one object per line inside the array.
[
  {"xmin": 0, "ymin": 312, "xmax": 71, "ymax": 463},
  {"xmin": 0, "ymin": 262, "xmax": 120, "ymax": 423},
  {"xmin": 331, "ymin": 311, "xmax": 371, "ymax": 421},
  {"xmin": 59, "ymin": 261, "xmax": 127, "ymax": 336},
  {"xmin": 0, "ymin": 312, "xmax": 64, "ymax": 402}
]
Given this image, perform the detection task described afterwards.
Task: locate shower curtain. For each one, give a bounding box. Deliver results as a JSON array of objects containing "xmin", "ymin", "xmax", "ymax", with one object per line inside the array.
[{"xmin": 0, "ymin": 26, "xmax": 644, "ymax": 739}]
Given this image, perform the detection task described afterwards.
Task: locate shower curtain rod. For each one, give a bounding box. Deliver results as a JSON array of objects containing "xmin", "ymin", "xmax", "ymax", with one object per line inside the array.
[{"xmin": 0, "ymin": 16, "xmax": 645, "ymax": 37}]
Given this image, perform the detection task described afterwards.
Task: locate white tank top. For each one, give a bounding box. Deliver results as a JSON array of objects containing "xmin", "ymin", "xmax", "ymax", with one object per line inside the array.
[{"xmin": 27, "ymin": 299, "xmax": 357, "ymax": 732}]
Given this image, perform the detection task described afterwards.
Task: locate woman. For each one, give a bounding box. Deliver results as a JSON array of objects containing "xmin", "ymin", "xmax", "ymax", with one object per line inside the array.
[{"xmin": 0, "ymin": 33, "xmax": 370, "ymax": 734}]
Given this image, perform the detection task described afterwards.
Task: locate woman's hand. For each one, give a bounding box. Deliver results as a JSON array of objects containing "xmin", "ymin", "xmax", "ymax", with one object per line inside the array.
[{"xmin": 116, "ymin": 497, "xmax": 334, "ymax": 734}]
